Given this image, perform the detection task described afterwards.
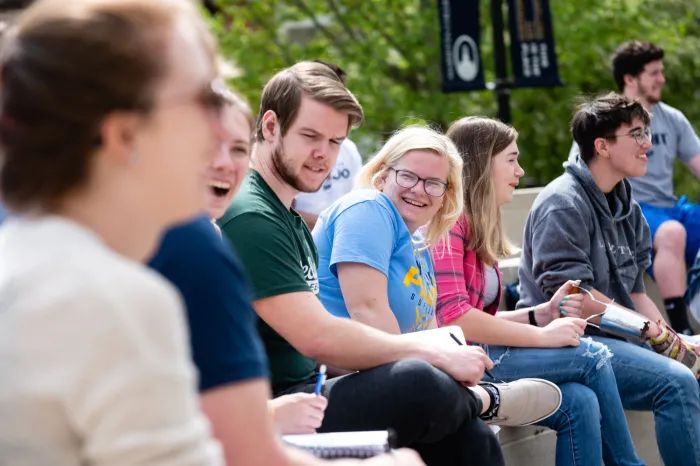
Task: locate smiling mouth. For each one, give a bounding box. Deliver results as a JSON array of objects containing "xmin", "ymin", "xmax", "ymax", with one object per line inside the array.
[
  {"xmin": 403, "ymin": 197, "xmax": 427, "ymax": 207},
  {"xmin": 637, "ymin": 153, "xmax": 648, "ymax": 160},
  {"xmin": 209, "ymin": 180, "xmax": 231, "ymax": 198},
  {"xmin": 304, "ymin": 165, "xmax": 327, "ymax": 174}
]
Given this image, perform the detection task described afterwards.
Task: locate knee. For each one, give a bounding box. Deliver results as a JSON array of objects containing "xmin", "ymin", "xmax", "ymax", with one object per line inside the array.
[
  {"xmin": 389, "ymin": 359, "xmax": 459, "ymax": 399},
  {"xmin": 661, "ymin": 363, "xmax": 700, "ymax": 398},
  {"xmin": 388, "ymin": 359, "xmax": 470, "ymax": 415},
  {"xmin": 550, "ymin": 383, "xmax": 601, "ymax": 431},
  {"xmin": 654, "ymin": 220, "xmax": 687, "ymax": 252}
]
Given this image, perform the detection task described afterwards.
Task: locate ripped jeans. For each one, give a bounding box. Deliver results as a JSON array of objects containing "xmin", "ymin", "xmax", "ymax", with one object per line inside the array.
[{"xmin": 483, "ymin": 338, "xmax": 644, "ymax": 466}]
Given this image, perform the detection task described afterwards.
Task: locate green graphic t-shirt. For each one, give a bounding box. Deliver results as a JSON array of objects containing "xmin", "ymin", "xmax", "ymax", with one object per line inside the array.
[{"xmin": 218, "ymin": 170, "xmax": 318, "ymax": 393}]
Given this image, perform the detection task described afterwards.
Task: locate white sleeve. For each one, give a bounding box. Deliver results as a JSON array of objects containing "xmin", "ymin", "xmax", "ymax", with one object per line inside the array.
[{"xmin": 64, "ymin": 277, "xmax": 223, "ymax": 466}]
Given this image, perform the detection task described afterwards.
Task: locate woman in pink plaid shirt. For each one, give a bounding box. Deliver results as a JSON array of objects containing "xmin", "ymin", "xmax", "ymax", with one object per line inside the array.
[{"xmin": 432, "ymin": 117, "xmax": 643, "ymax": 466}]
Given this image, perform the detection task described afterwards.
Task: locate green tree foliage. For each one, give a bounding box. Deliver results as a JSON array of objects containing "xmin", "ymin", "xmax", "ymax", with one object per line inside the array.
[{"xmin": 212, "ymin": 0, "xmax": 699, "ymax": 200}]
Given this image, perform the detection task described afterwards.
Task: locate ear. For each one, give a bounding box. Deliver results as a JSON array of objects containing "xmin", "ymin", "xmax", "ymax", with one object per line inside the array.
[
  {"xmin": 623, "ymin": 73, "xmax": 636, "ymax": 88},
  {"xmin": 593, "ymin": 137, "xmax": 610, "ymax": 159},
  {"xmin": 261, "ymin": 110, "xmax": 279, "ymax": 142},
  {"xmin": 97, "ymin": 111, "xmax": 142, "ymax": 165},
  {"xmin": 376, "ymin": 163, "xmax": 388, "ymax": 188}
]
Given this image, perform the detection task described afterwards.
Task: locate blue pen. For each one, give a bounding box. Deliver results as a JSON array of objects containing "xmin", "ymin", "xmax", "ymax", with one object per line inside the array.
[{"xmin": 314, "ymin": 364, "xmax": 327, "ymax": 395}]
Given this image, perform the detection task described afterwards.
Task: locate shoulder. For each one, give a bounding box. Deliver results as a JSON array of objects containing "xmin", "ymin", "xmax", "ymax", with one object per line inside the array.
[
  {"xmin": 150, "ymin": 216, "xmax": 241, "ymax": 280},
  {"xmin": 532, "ymin": 175, "xmax": 582, "ymax": 210},
  {"xmin": 153, "ymin": 217, "xmax": 222, "ymax": 260},
  {"xmin": 46, "ymin": 250, "xmax": 182, "ymax": 331},
  {"xmin": 218, "ymin": 172, "xmax": 283, "ymax": 227},
  {"xmin": 529, "ymin": 175, "xmax": 590, "ymax": 224},
  {"xmin": 325, "ymin": 189, "xmax": 399, "ymax": 224},
  {"xmin": 653, "ymin": 101, "xmax": 688, "ymax": 123}
]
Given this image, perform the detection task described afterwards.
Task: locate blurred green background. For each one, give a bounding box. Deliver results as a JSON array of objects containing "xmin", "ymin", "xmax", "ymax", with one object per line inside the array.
[{"xmin": 211, "ymin": 0, "xmax": 700, "ymax": 201}]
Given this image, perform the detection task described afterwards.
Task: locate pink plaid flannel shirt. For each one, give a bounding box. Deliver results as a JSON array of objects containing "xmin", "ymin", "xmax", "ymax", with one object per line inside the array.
[{"xmin": 432, "ymin": 214, "xmax": 501, "ymax": 327}]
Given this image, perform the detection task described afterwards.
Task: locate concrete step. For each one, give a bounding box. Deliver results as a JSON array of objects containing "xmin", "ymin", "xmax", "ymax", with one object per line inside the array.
[{"xmin": 499, "ymin": 411, "xmax": 661, "ymax": 466}]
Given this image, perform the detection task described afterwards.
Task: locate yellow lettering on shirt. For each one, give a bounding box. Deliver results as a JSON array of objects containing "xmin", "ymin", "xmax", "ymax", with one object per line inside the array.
[{"xmin": 403, "ymin": 266, "xmax": 422, "ymax": 287}]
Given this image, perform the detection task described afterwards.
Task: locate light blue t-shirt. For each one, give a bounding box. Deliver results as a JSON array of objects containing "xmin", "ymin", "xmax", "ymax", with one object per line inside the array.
[{"xmin": 313, "ymin": 189, "xmax": 436, "ymax": 333}]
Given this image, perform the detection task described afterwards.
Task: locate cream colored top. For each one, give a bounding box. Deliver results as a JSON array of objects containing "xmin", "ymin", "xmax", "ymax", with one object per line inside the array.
[{"xmin": 0, "ymin": 216, "xmax": 222, "ymax": 466}]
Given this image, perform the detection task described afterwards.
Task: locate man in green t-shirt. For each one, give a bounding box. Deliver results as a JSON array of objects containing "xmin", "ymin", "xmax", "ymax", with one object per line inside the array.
[{"xmin": 220, "ymin": 61, "xmax": 547, "ymax": 466}]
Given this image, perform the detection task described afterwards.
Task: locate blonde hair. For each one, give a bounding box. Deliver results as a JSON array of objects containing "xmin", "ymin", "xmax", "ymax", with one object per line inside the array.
[
  {"xmin": 446, "ymin": 117, "xmax": 517, "ymax": 265},
  {"xmin": 357, "ymin": 125, "xmax": 464, "ymax": 248}
]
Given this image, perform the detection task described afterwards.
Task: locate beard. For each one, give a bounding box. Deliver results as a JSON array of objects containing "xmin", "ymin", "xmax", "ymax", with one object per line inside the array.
[
  {"xmin": 636, "ymin": 80, "xmax": 661, "ymax": 105},
  {"xmin": 271, "ymin": 142, "xmax": 328, "ymax": 193}
]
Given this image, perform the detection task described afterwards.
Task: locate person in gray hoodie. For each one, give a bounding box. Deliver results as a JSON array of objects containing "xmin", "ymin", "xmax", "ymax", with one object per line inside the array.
[{"xmin": 518, "ymin": 93, "xmax": 700, "ymax": 465}]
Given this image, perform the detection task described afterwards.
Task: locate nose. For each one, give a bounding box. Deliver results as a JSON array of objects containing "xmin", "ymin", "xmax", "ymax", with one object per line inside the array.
[
  {"xmin": 210, "ymin": 142, "xmax": 233, "ymax": 169},
  {"xmin": 409, "ymin": 179, "xmax": 428, "ymax": 196},
  {"xmin": 312, "ymin": 140, "xmax": 332, "ymax": 159},
  {"xmin": 515, "ymin": 161, "xmax": 525, "ymax": 177},
  {"xmin": 642, "ymin": 134, "xmax": 653, "ymax": 150}
]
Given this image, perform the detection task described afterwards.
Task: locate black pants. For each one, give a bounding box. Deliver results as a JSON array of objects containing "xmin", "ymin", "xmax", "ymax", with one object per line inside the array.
[{"xmin": 277, "ymin": 359, "xmax": 505, "ymax": 466}]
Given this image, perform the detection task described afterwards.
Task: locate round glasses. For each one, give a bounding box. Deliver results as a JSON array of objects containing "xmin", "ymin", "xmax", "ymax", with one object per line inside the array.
[
  {"xmin": 609, "ymin": 127, "xmax": 652, "ymax": 146},
  {"xmin": 388, "ymin": 167, "xmax": 448, "ymax": 197}
]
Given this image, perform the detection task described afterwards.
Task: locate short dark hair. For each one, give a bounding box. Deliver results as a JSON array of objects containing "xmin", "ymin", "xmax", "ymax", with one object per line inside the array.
[
  {"xmin": 611, "ymin": 41, "xmax": 664, "ymax": 91},
  {"xmin": 571, "ymin": 93, "xmax": 651, "ymax": 164},
  {"xmin": 254, "ymin": 60, "xmax": 363, "ymax": 143},
  {"xmin": 0, "ymin": 0, "xmax": 215, "ymax": 213}
]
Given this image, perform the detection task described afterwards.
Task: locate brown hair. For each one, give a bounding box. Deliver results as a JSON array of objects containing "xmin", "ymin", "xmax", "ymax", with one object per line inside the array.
[
  {"xmin": 611, "ymin": 41, "xmax": 664, "ymax": 92},
  {"xmin": 446, "ymin": 117, "xmax": 518, "ymax": 265},
  {"xmin": 0, "ymin": 0, "xmax": 216, "ymax": 212},
  {"xmin": 571, "ymin": 93, "xmax": 650, "ymax": 164},
  {"xmin": 223, "ymin": 86, "xmax": 255, "ymax": 140},
  {"xmin": 254, "ymin": 60, "xmax": 364, "ymax": 142}
]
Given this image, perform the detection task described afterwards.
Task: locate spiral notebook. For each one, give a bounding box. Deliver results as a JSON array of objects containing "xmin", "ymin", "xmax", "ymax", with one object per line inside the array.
[{"xmin": 282, "ymin": 430, "xmax": 391, "ymax": 458}]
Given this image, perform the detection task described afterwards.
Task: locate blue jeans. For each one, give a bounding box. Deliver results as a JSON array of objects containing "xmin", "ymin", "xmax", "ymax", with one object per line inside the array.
[
  {"xmin": 484, "ymin": 338, "xmax": 643, "ymax": 466},
  {"xmin": 593, "ymin": 336, "xmax": 700, "ymax": 466}
]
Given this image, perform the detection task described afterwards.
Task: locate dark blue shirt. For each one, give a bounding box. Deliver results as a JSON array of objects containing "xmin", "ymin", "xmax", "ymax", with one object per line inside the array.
[{"xmin": 149, "ymin": 216, "xmax": 268, "ymax": 392}]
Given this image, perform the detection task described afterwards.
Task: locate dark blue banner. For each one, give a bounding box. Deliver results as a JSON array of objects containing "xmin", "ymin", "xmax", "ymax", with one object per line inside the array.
[
  {"xmin": 506, "ymin": 0, "xmax": 562, "ymax": 88},
  {"xmin": 437, "ymin": 0, "xmax": 486, "ymax": 92}
]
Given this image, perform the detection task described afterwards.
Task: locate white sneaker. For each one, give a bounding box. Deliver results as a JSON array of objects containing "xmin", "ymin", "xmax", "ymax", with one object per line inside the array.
[{"xmin": 484, "ymin": 378, "xmax": 562, "ymax": 427}]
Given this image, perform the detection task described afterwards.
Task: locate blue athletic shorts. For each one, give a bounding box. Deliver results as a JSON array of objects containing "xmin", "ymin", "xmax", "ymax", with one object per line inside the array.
[{"xmin": 641, "ymin": 195, "xmax": 700, "ymax": 277}]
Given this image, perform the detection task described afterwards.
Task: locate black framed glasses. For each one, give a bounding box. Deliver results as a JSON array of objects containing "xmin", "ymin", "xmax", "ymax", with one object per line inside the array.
[
  {"xmin": 388, "ymin": 167, "xmax": 448, "ymax": 197},
  {"xmin": 609, "ymin": 127, "xmax": 652, "ymax": 146}
]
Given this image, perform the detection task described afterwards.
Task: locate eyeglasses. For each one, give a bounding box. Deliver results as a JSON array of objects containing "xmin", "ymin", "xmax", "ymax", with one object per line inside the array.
[
  {"xmin": 609, "ymin": 127, "xmax": 652, "ymax": 146},
  {"xmin": 388, "ymin": 167, "xmax": 448, "ymax": 197}
]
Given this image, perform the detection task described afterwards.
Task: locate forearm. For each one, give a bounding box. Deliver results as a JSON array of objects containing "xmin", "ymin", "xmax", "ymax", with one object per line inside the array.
[
  {"xmin": 348, "ymin": 305, "xmax": 401, "ymax": 335},
  {"xmin": 453, "ymin": 308, "xmax": 542, "ymax": 347},
  {"xmin": 582, "ymin": 288, "xmax": 663, "ymax": 335},
  {"xmin": 202, "ymin": 381, "xmax": 290, "ymax": 466},
  {"xmin": 631, "ymin": 292, "xmax": 667, "ymax": 324},
  {"xmin": 310, "ymin": 315, "xmax": 444, "ymax": 371}
]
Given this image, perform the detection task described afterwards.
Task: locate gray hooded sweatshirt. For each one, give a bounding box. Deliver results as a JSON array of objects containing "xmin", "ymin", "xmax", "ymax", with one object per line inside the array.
[{"xmin": 517, "ymin": 156, "xmax": 652, "ymax": 315}]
